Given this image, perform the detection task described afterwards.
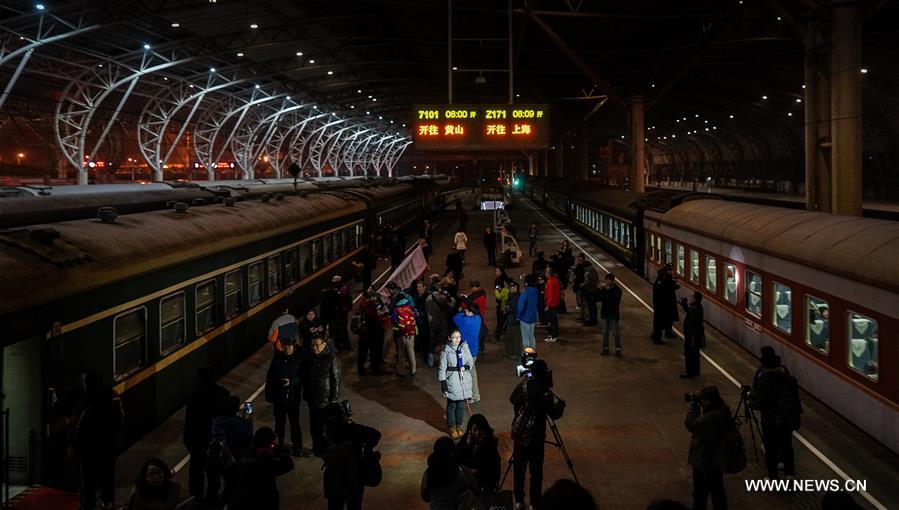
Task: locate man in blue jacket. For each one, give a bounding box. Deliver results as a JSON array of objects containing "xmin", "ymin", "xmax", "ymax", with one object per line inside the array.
[
  {"xmin": 516, "ymin": 274, "xmax": 539, "ymax": 351},
  {"xmin": 453, "ymin": 303, "xmax": 482, "ymax": 403}
]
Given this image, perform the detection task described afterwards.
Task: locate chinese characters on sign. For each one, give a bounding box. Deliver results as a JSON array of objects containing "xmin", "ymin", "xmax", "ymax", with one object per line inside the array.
[{"xmin": 413, "ymin": 104, "xmax": 549, "ymax": 150}]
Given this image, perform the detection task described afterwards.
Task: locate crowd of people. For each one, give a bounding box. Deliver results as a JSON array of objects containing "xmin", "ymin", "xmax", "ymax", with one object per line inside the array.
[{"xmin": 60, "ymin": 205, "xmax": 856, "ymax": 510}]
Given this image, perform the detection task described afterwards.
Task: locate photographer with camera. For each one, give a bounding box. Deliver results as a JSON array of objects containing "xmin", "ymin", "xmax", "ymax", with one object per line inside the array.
[
  {"xmin": 597, "ymin": 273, "xmax": 623, "ymax": 356},
  {"xmin": 684, "ymin": 385, "xmax": 731, "ymax": 510},
  {"xmin": 751, "ymin": 346, "xmax": 798, "ymax": 481},
  {"xmin": 679, "ymin": 291, "xmax": 705, "ymax": 378},
  {"xmin": 510, "ymin": 359, "xmax": 554, "ymax": 509}
]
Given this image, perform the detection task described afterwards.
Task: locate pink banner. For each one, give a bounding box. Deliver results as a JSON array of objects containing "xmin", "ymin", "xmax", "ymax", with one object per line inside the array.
[{"xmin": 378, "ymin": 245, "xmax": 428, "ymax": 301}]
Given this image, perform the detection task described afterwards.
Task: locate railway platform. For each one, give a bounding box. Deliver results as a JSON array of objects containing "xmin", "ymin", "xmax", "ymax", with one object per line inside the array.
[{"xmin": 114, "ymin": 195, "xmax": 899, "ymax": 510}]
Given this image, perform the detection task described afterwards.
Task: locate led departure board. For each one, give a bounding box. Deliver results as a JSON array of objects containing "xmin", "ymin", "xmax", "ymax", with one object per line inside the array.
[{"xmin": 413, "ymin": 104, "xmax": 550, "ymax": 150}]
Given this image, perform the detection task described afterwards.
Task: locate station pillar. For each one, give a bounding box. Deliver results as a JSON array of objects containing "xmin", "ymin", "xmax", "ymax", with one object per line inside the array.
[
  {"xmin": 829, "ymin": 0, "xmax": 863, "ymax": 216},
  {"xmin": 630, "ymin": 95, "xmax": 646, "ymax": 193},
  {"xmin": 804, "ymin": 20, "xmax": 832, "ymax": 212}
]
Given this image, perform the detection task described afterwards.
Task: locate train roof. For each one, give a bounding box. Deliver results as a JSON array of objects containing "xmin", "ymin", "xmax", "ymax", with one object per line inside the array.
[
  {"xmin": 0, "ymin": 193, "xmax": 367, "ymax": 315},
  {"xmin": 661, "ymin": 199, "xmax": 899, "ymax": 293},
  {"xmin": 571, "ymin": 186, "xmax": 640, "ymax": 215}
]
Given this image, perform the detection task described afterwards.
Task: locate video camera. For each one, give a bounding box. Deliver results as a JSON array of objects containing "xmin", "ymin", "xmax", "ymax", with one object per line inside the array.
[{"xmin": 516, "ymin": 349, "xmax": 553, "ymax": 388}]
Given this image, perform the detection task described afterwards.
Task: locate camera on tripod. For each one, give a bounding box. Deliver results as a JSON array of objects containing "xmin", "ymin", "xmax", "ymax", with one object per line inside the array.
[
  {"xmin": 740, "ymin": 384, "xmax": 752, "ymax": 399},
  {"xmin": 515, "ymin": 349, "xmax": 553, "ymax": 388}
]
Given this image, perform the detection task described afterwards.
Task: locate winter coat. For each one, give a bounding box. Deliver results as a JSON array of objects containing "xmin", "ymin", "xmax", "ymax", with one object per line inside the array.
[
  {"xmin": 581, "ymin": 265, "xmax": 599, "ymax": 293},
  {"xmin": 229, "ymin": 447, "xmax": 294, "ymax": 510},
  {"xmin": 454, "ymin": 232, "xmax": 468, "ymax": 250},
  {"xmin": 531, "ymin": 257, "xmax": 547, "ymax": 278},
  {"xmin": 298, "ymin": 317, "xmax": 324, "ymax": 352},
  {"xmin": 267, "ymin": 314, "xmax": 299, "ymax": 348},
  {"xmin": 516, "ymin": 287, "xmax": 538, "ymax": 324},
  {"xmin": 751, "ymin": 366, "xmax": 789, "ymax": 416},
  {"xmin": 183, "ymin": 382, "xmax": 228, "ymax": 451},
  {"xmin": 506, "ymin": 292, "xmax": 521, "ymax": 326},
  {"xmin": 211, "ymin": 415, "xmax": 253, "ymax": 460},
  {"xmin": 438, "ymin": 342, "xmax": 474, "ymax": 401},
  {"xmin": 494, "ymin": 287, "xmax": 510, "ymax": 312},
  {"xmin": 685, "ymin": 404, "xmax": 731, "ymax": 470},
  {"xmin": 426, "ymin": 292, "xmax": 452, "ymax": 338},
  {"xmin": 652, "ymin": 272, "xmax": 680, "ymax": 325},
  {"xmin": 467, "ymin": 289, "xmax": 487, "ymax": 317},
  {"xmin": 420, "ymin": 468, "xmax": 465, "ymax": 510},
  {"xmin": 544, "ymin": 276, "xmax": 561, "ymax": 308},
  {"xmin": 681, "ymin": 301, "xmax": 706, "ymax": 349},
  {"xmin": 319, "ymin": 287, "xmax": 342, "ymax": 322},
  {"xmin": 452, "ymin": 312, "xmax": 482, "ymax": 356},
  {"xmin": 306, "ymin": 349, "xmax": 342, "ymax": 409},
  {"xmin": 598, "ymin": 285, "xmax": 622, "ymax": 320},
  {"xmin": 265, "ymin": 350, "xmax": 303, "ymax": 405},
  {"xmin": 483, "ymin": 231, "xmax": 496, "ymax": 250}
]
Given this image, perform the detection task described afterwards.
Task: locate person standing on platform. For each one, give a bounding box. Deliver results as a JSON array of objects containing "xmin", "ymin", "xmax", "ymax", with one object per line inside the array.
[
  {"xmin": 510, "ymin": 360, "xmax": 551, "ymax": 509},
  {"xmin": 306, "ymin": 337, "xmax": 342, "ymax": 456},
  {"xmin": 543, "ymin": 267, "xmax": 561, "ymax": 343},
  {"xmin": 445, "ymin": 247, "xmax": 463, "ymax": 283},
  {"xmin": 438, "ymin": 330, "xmax": 474, "ymax": 439},
  {"xmin": 421, "ymin": 437, "xmax": 466, "ymax": 509},
  {"xmin": 358, "ymin": 241, "xmax": 376, "ymax": 291},
  {"xmin": 426, "ymin": 284, "xmax": 453, "ymax": 368},
  {"xmin": 299, "ymin": 308, "xmax": 325, "ymax": 357},
  {"xmin": 685, "ymin": 386, "xmax": 730, "ymax": 510},
  {"xmin": 321, "ymin": 403, "xmax": 382, "ymax": 510},
  {"xmin": 483, "ymin": 227, "xmax": 497, "ymax": 266},
  {"xmin": 209, "ymin": 396, "xmax": 253, "ymax": 506},
  {"xmin": 494, "ymin": 278, "xmax": 510, "ymax": 343},
  {"xmin": 517, "ymin": 275, "xmax": 538, "ymax": 352},
  {"xmin": 528, "ymin": 223, "xmax": 539, "ymax": 258},
  {"xmin": 267, "ymin": 307, "xmax": 299, "ymax": 353},
  {"xmin": 581, "ymin": 259, "xmax": 599, "ymax": 326},
  {"xmin": 680, "ymin": 291, "xmax": 705, "ymax": 378},
  {"xmin": 751, "ymin": 347, "xmax": 797, "ymax": 481},
  {"xmin": 598, "ymin": 273, "xmax": 623, "ymax": 356},
  {"xmin": 454, "ymin": 414, "xmax": 501, "ymax": 492},
  {"xmin": 319, "ymin": 277, "xmax": 344, "ymax": 350},
  {"xmin": 411, "ymin": 279, "xmax": 432, "ymax": 368},
  {"xmin": 419, "ymin": 237, "xmax": 431, "ymax": 262},
  {"xmin": 122, "ymin": 458, "xmax": 182, "ymax": 510},
  {"xmin": 651, "ymin": 264, "xmax": 680, "ymax": 344},
  {"xmin": 421, "ymin": 219, "xmax": 434, "ymax": 249},
  {"xmin": 229, "ymin": 427, "xmax": 294, "ymax": 510},
  {"xmin": 265, "ymin": 341, "xmax": 309, "ymax": 457},
  {"xmin": 183, "ymin": 367, "xmax": 228, "ymax": 502},
  {"xmin": 571, "ymin": 254, "xmax": 587, "ymax": 321},
  {"xmin": 391, "ymin": 292, "xmax": 419, "ymax": 377},
  {"xmin": 454, "ymin": 229, "xmax": 469, "ymax": 263},
  {"xmin": 531, "ymin": 252, "xmax": 548, "ymax": 280},
  {"xmin": 466, "ymin": 280, "xmax": 488, "ymax": 329},
  {"xmin": 453, "ymin": 304, "xmax": 482, "ymax": 403},
  {"xmin": 71, "ymin": 371, "xmax": 124, "ymax": 510},
  {"xmin": 355, "ymin": 291, "xmax": 387, "ymax": 375},
  {"xmin": 504, "ymin": 281, "xmax": 522, "ymax": 358}
]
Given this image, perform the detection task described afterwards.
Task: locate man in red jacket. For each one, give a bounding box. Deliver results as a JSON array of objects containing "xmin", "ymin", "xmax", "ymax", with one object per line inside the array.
[{"xmin": 543, "ymin": 267, "xmax": 561, "ymax": 342}]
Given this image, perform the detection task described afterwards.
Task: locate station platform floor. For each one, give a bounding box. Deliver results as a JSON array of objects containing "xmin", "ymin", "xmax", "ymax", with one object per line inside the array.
[{"xmin": 114, "ymin": 194, "xmax": 899, "ymax": 510}]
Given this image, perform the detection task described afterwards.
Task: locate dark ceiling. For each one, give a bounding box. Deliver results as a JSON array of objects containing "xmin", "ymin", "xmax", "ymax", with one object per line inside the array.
[{"xmin": 1, "ymin": 0, "xmax": 898, "ymax": 179}]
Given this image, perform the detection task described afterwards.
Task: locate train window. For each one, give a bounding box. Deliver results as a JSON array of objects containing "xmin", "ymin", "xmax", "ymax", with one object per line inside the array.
[
  {"xmin": 847, "ymin": 311, "xmax": 878, "ymax": 381},
  {"xmin": 343, "ymin": 228, "xmax": 352, "ymax": 253},
  {"xmin": 224, "ymin": 270, "xmax": 242, "ymax": 319},
  {"xmin": 656, "ymin": 236, "xmax": 662, "ymax": 261},
  {"xmin": 676, "ymin": 245, "xmax": 685, "ymax": 275},
  {"xmin": 724, "ymin": 263, "xmax": 737, "ymax": 304},
  {"xmin": 300, "ymin": 243, "xmax": 312, "ymax": 278},
  {"xmin": 248, "ymin": 262, "xmax": 263, "ymax": 306},
  {"xmin": 159, "ymin": 292, "xmax": 185, "ymax": 356},
  {"xmin": 664, "ymin": 239, "xmax": 672, "ymax": 265},
  {"xmin": 322, "ymin": 235, "xmax": 332, "ymax": 265},
  {"xmin": 333, "ymin": 231, "xmax": 343, "ymax": 259},
  {"xmin": 114, "ymin": 307, "xmax": 146, "ymax": 380},
  {"xmin": 705, "ymin": 256, "xmax": 717, "ymax": 293},
  {"xmin": 196, "ymin": 280, "xmax": 216, "ymax": 335},
  {"xmin": 312, "ymin": 239, "xmax": 323, "ymax": 271},
  {"xmin": 772, "ymin": 282, "xmax": 792, "ymax": 333},
  {"xmin": 267, "ymin": 255, "xmax": 281, "ymax": 296},
  {"xmin": 284, "ymin": 248, "xmax": 297, "ymax": 284},
  {"xmin": 649, "ymin": 233, "xmax": 656, "ymax": 260},
  {"xmin": 690, "ymin": 250, "xmax": 700, "ymax": 283},
  {"xmin": 805, "ymin": 296, "xmax": 829, "ymax": 353},
  {"xmin": 745, "ymin": 271, "xmax": 762, "ymax": 318},
  {"xmin": 355, "ymin": 224, "xmax": 364, "ymax": 248}
]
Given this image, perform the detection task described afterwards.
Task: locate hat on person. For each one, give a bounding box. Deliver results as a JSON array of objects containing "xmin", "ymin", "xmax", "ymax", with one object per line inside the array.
[
  {"xmin": 697, "ymin": 385, "xmax": 721, "ymax": 403},
  {"xmin": 331, "ymin": 275, "xmax": 342, "ymax": 283}
]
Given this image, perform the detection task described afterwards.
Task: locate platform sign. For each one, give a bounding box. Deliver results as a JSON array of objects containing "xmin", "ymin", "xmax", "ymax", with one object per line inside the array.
[{"xmin": 413, "ymin": 104, "xmax": 550, "ymax": 150}]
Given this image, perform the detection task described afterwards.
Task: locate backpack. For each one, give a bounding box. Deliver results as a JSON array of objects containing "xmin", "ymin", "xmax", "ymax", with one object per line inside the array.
[
  {"xmin": 716, "ymin": 416, "xmax": 747, "ymax": 474},
  {"xmin": 206, "ymin": 435, "xmax": 236, "ymax": 471},
  {"xmin": 776, "ymin": 375, "xmax": 803, "ymax": 431},
  {"xmin": 546, "ymin": 393, "xmax": 566, "ymax": 421},
  {"xmin": 360, "ymin": 448, "xmax": 382, "ymax": 487}
]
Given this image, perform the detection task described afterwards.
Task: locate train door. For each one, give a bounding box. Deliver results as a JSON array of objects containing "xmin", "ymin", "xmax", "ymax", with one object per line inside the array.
[{"xmin": 2, "ymin": 335, "xmax": 42, "ymax": 485}]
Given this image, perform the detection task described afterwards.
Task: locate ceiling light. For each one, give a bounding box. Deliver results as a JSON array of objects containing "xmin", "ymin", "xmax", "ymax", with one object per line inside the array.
[
  {"xmin": 171, "ymin": 22, "xmax": 180, "ymax": 28},
  {"xmin": 249, "ymin": 23, "xmax": 258, "ymax": 29},
  {"xmin": 704, "ymin": 128, "xmax": 709, "ymax": 131},
  {"xmin": 237, "ymin": 52, "xmax": 244, "ymax": 57},
  {"xmin": 36, "ymin": 3, "xmax": 45, "ymax": 10},
  {"xmin": 676, "ymin": 119, "xmax": 680, "ymax": 123},
  {"xmin": 98, "ymin": 64, "xmax": 103, "ymax": 68},
  {"xmin": 777, "ymin": 16, "xmax": 782, "ymax": 21},
  {"xmin": 761, "ymin": 95, "xmax": 768, "ymax": 100},
  {"xmin": 327, "ymin": 70, "xmax": 333, "ymax": 75},
  {"xmin": 349, "ymin": 105, "xmax": 355, "ymax": 109},
  {"xmin": 452, "ymin": 66, "xmax": 458, "ymax": 71},
  {"xmin": 704, "ymin": 120, "xmax": 708, "ymax": 124},
  {"xmin": 802, "ymin": 84, "xmax": 806, "ymax": 88},
  {"xmin": 357, "ymin": 89, "xmax": 362, "ymax": 93},
  {"xmin": 372, "ymin": 98, "xmax": 377, "ymax": 102},
  {"xmin": 189, "ymin": 84, "xmax": 194, "ymax": 88},
  {"xmin": 390, "ymin": 120, "xmax": 394, "ymax": 124},
  {"xmin": 787, "ymin": 112, "xmax": 793, "ymax": 116},
  {"xmin": 729, "ymin": 114, "xmax": 734, "ymax": 118},
  {"xmin": 516, "ymin": 93, "xmax": 520, "ymax": 98},
  {"xmin": 671, "ymin": 134, "xmax": 676, "ymax": 138},
  {"xmin": 367, "ymin": 95, "xmax": 372, "ymax": 98},
  {"xmin": 163, "ymin": 76, "xmax": 168, "ymax": 80},
  {"xmin": 143, "ymin": 43, "xmax": 151, "ymax": 50},
  {"xmin": 366, "ymin": 111, "xmax": 370, "ymax": 115},
  {"xmin": 860, "ymin": 68, "xmax": 868, "ymax": 74},
  {"xmin": 402, "ymin": 123, "xmax": 406, "ymax": 127},
  {"xmin": 210, "ymin": 67, "xmax": 216, "ymax": 73},
  {"xmin": 378, "ymin": 116, "xmax": 383, "ymax": 119},
  {"xmin": 296, "ymin": 51, "xmax": 303, "ymax": 56},
  {"xmin": 694, "ymin": 114, "xmax": 699, "ymax": 118},
  {"xmin": 254, "ymin": 84, "xmax": 260, "ymax": 89},
  {"xmin": 308, "ymin": 59, "xmax": 315, "ymax": 64}
]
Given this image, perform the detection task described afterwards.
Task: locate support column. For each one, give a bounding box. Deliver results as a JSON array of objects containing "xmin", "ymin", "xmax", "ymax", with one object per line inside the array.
[
  {"xmin": 804, "ymin": 20, "xmax": 832, "ymax": 212},
  {"xmin": 829, "ymin": 1, "xmax": 863, "ymax": 216},
  {"xmin": 630, "ymin": 96, "xmax": 646, "ymax": 193}
]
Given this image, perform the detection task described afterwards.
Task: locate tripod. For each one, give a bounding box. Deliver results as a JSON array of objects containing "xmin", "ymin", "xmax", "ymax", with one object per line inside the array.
[
  {"xmin": 733, "ymin": 388, "xmax": 764, "ymax": 462},
  {"xmin": 500, "ymin": 415, "xmax": 580, "ymax": 491}
]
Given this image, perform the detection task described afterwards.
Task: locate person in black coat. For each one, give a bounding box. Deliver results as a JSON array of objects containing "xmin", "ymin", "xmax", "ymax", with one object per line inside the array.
[
  {"xmin": 183, "ymin": 367, "xmax": 229, "ymax": 501},
  {"xmin": 651, "ymin": 264, "xmax": 680, "ymax": 343},
  {"xmin": 229, "ymin": 427, "xmax": 294, "ymax": 510},
  {"xmin": 531, "ymin": 252, "xmax": 548, "ymax": 279},
  {"xmin": 445, "ymin": 247, "xmax": 464, "ymax": 282},
  {"xmin": 358, "ymin": 241, "xmax": 377, "ymax": 291},
  {"xmin": 597, "ymin": 273, "xmax": 623, "ymax": 356},
  {"xmin": 306, "ymin": 337, "xmax": 343, "ymax": 456},
  {"xmin": 680, "ymin": 291, "xmax": 705, "ymax": 378},
  {"xmin": 510, "ymin": 360, "xmax": 552, "ymax": 509},
  {"xmin": 265, "ymin": 342, "xmax": 309, "ymax": 457},
  {"xmin": 454, "ymin": 414, "xmax": 501, "ymax": 492},
  {"xmin": 322, "ymin": 404, "xmax": 382, "ymax": 510},
  {"xmin": 299, "ymin": 309, "xmax": 325, "ymax": 354},
  {"xmin": 483, "ymin": 227, "xmax": 497, "ymax": 266}
]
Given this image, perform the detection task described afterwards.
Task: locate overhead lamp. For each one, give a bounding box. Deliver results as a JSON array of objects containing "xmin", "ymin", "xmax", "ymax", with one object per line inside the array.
[
  {"xmin": 171, "ymin": 22, "xmax": 180, "ymax": 28},
  {"xmin": 401, "ymin": 123, "xmax": 406, "ymax": 127},
  {"xmin": 308, "ymin": 59, "xmax": 316, "ymax": 64},
  {"xmin": 98, "ymin": 64, "xmax": 103, "ymax": 67},
  {"xmin": 188, "ymin": 84, "xmax": 194, "ymax": 88},
  {"xmin": 729, "ymin": 114, "xmax": 734, "ymax": 118},
  {"xmin": 390, "ymin": 120, "xmax": 394, "ymax": 124},
  {"xmin": 254, "ymin": 84, "xmax": 260, "ymax": 89},
  {"xmin": 802, "ymin": 84, "xmax": 806, "ymax": 88},
  {"xmin": 516, "ymin": 93, "xmax": 520, "ymax": 98},
  {"xmin": 761, "ymin": 95, "xmax": 768, "ymax": 100},
  {"xmin": 795, "ymin": 98, "xmax": 802, "ymax": 103},
  {"xmin": 357, "ymin": 89, "xmax": 362, "ymax": 93},
  {"xmin": 210, "ymin": 67, "xmax": 216, "ymax": 73},
  {"xmin": 36, "ymin": 3, "xmax": 45, "ymax": 10},
  {"xmin": 452, "ymin": 66, "xmax": 458, "ymax": 71},
  {"xmin": 378, "ymin": 116, "xmax": 383, "ymax": 119},
  {"xmin": 296, "ymin": 51, "xmax": 303, "ymax": 56},
  {"xmin": 237, "ymin": 52, "xmax": 244, "ymax": 57},
  {"xmin": 372, "ymin": 98, "xmax": 377, "ymax": 102},
  {"xmin": 787, "ymin": 112, "xmax": 793, "ymax": 117},
  {"xmin": 694, "ymin": 114, "xmax": 699, "ymax": 118},
  {"xmin": 349, "ymin": 105, "xmax": 355, "ymax": 109},
  {"xmin": 860, "ymin": 68, "xmax": 868, "ymax": 74},
  {"xmin": 366, "ymin": 111, "xmax": 370, "ymax": 115},
  {"xmin": 163, "ymin": 77, "xmax": 168, "ymax": 80},
  {"xmin": 143, "ymin": 43, "xmax": 151, "ymax": 50},
  {"xmin": 249, "ymin": 23, "xmax": 258, "ymax": 29},
  {"xmin": 367, "ymin": 95, "xmax": 372, "ymax": 98},
  {"xmin": 776, "ymin": 16, "xmax": 782, "ymax": 21},
  {"xmin": 671, "ymin": 134, "xmax": 676, "ymax": 138},
  {"xmin": 327, "ymin": 70, "xmax": 333, "ymax": 75}
]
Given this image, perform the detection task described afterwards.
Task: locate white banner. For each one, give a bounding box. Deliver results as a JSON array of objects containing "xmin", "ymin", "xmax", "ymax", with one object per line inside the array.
[{"xmin": 378, "ymin": 245, "xmax": 428, "ymax": 301}]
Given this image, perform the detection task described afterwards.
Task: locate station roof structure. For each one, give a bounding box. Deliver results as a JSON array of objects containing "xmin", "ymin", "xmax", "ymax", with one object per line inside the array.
[{"xmin": 1, "ymin": 0, "xmax": 898, "ymax": 182}]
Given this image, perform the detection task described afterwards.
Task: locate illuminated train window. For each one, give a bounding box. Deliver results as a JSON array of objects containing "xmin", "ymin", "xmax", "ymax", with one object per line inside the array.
[
  {"xmin": 114, "ymin": 307, "xmax": 147, "ymax": 380},
  {"xmin": 267, "ymin": 255, "xmax": 281, "ymax": 296},
  {"xmin": 806, "ymin": 295, "xmax": 829, "ymax": 353},
  {"xmin": 159, "ymin": 292, "xmax": 185, "ymax": 355},
  {"xmin": 299, "ymin": 243, "xmax": 312, "ymax": 279},
  {"xmin": 284, "ymin": 248, "xmax": 298, "ymax": 284},
  {"xmin": 745, "ymin": 271, "xmax": 762, "ymax": 318},
  {"xmin": 224, "ymin": 270, "xmax": 242, "ymax": 319},
  {"xmin": 196, "ymin": 280, "xmax": 216, "ymax": 335},
  {"xmin": 690, "ymin": 250, "xmax": 700, "ymax": 283},
  {"xmin": 664, "ymin": 239, "xmax": 672, "ymax": 265},
  {"xmin": 248, "ymin": 262, "xmax": 263, "ymax": 307},
  {"xmin": 772, "ymin": 282, "xmax": 792, "ymax": 333},
  {"xmin": 676, "ymin": 245, "xmax": 685, "ymax": 275},
  {"xmin": 724, "ymin": 263, "xmax": 737, "ymax": 304},
  {"xmin": 847, "ymin": 311, "xmax": 878, "ymax": 381},
  {"xmin": 705, "ymin": 256, "xmax": 717, "ymax": 294}
]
